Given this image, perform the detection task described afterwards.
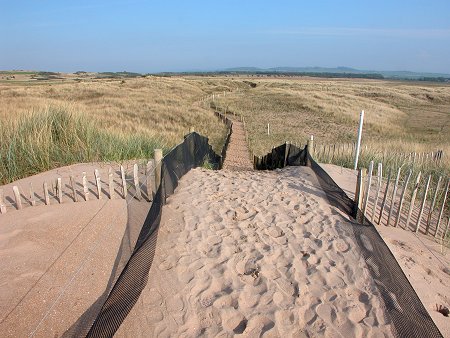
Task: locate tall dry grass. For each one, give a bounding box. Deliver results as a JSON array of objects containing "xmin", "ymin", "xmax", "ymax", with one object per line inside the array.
[
  {"xmin": 0, "ymin": 76, "xmax": 251, "ymax": 183},
  {"xmin": 0, "ymin": 106, "xmax": 168, "ymax": 184}
]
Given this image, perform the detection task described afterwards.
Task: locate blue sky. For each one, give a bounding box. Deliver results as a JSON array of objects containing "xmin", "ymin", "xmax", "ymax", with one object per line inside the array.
[{"xmin": 1, "ymin": 0, "xmax": 450, "ymax": 73}]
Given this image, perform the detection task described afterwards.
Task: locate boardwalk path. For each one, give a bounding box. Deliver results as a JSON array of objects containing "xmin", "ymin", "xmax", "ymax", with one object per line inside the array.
[{"xmin": 222, "ymin": 119, "xmax": 253, "ymax": 171}]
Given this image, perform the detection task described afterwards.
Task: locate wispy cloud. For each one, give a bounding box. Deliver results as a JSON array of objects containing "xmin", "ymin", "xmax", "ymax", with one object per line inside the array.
[{"xmin": 265, "ymin": 27, "xmax": 450, "ymax": 39}]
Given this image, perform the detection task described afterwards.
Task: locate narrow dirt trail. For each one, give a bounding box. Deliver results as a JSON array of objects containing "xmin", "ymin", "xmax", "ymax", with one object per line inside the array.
[{"xmin": 222, "ymin": 119, "xmax": 253, "ymax": 171}]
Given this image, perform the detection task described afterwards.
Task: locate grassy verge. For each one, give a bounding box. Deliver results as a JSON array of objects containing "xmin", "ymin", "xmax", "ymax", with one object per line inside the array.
[{"xmin": 0, "ymin": 106, "xmax": 168, "ymax": 184}]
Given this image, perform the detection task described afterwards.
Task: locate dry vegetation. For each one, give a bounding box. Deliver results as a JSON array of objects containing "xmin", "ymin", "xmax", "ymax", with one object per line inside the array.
[
  {"xmin": 1, "ymin": 74, "xmax": 449, "ymax": 187},
  {"xmin": 0, "ymin": 76, "xmax": 249, "ymax": 183},
  {"xmin": 211, "ymin": 77, "xmax": 450, "ymax": 157}
]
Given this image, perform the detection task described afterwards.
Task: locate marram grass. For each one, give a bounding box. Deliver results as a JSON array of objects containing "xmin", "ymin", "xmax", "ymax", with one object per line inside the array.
[{"xmin": 0, "ymin": 106, "xmax": 168, "ymax": 184}]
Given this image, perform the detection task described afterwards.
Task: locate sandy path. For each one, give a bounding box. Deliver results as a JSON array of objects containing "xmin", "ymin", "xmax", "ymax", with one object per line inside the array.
[
  {"xmin": 117, "ymin": 167, "xmax": 393, "ymax": 337},
  {"xmin": 222, "ymin": 120, "xmax": 253, "ymax": 171}
]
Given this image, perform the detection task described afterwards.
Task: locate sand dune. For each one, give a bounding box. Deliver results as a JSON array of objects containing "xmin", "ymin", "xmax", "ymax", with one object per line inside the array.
[{"xmin": 117, "ymin": 166, "xmax": 393, "ymax": 337}]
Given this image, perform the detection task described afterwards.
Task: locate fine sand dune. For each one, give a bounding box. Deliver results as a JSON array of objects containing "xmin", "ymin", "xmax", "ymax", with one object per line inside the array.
[{"xmin": 117, "ymin": 166, "xmax": 393, "ymax": 337}]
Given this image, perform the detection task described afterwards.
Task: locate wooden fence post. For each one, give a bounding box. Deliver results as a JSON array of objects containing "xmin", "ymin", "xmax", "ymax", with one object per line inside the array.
[
  {"xmin": 82, "ymin": 172, "xmax": 89, "ymax": 201},
  {"xmin": 12, "ymin": 186, "xmax": 23, "ymax": 210},
  {"xmin": 362, "ymin": 161, "xmax": 374, "ymax": 222},
  {"xmin": 70, "ymin": 176, "xmax": 77, "ymax": 202},
  {"xmin": 0, "ymin": 189, "xmax": 6, "ymax": 214},
  {"xmin": 146, "ymin": 159, "xmax": 155, "ymax": 199},
  {"xmin": 395, "ymin": 169, "xmax": 412, "ymax": 228},
  {"xmin": 443, "ymin": 217, "xmax": 450, "ymax": 240},
  {"xmin": 371, "ymin": 162, "xmax": 383, "ymax": 223},
  {"xmin": 134, "ymin": 163, "xmax": 142, "ymax": 200},
  {"xmin": 378, "ymin": 169, "xmax": 392, "ymax": 224},
  {"xmin": 406, "ymin": 172, "xmax": 422, "ymax": 230},
  {"xmin": 155, "ymin": 149, "xmax": 163, "ymax": 192},
  {"xmin": 426, "ymin": 176, "xmax": 442, "ymax": 234},
  {"xmin": 435, "ymin": 179, "xmax": 449, "ymax": 238},
  {"xmin": 94, "ymin": 169, "xmax": 102, "ymax": 200},
  {"xmin": 387, "ymin": 167, "xmax": 402, "ymax": 227},
  {"xmin": 284, "ymin": 142, "xmax": 290, "ymax": 167},
  {"xmin": 108, "ymin": 168, "xmax": 114, "ymax": 199},
  {"xmin": 57, "ymin": 178, "xmax": 63, "ymax": 203},
  {"xmin": 43, "ymin": 182, "xmax": 50, "ymax": 205},
  {"xmin": 29, "ymin": 183, "xmax": 36, "ymax": 206},
  {"xmin": 120, "ymin": 166, "xmax": 127, "ymax": 199},
  {"xmin": 415, "ymin": 175, "xmax": 431, "ymax": 233}
]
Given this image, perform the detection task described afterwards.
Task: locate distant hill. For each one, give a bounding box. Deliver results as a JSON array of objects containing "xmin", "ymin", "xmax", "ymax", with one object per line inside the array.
[{"xmin": 223, "ymin": 66, "xmax": 450, "ymax": 81}]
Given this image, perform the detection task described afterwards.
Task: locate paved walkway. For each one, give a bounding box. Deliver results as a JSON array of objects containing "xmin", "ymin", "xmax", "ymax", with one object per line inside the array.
[{"xmin": 222, "ymin": 119, "xmax": 253, "ymax": 171}]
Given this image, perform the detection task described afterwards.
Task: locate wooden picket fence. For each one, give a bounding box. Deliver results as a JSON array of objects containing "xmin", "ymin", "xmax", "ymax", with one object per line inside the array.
[
  {"xmin": 354, "ymin": 161, "xmax": 450, "ymax": 241},
  {"xmin": 0, "ymin": 158, "xmax": 161, "ymax": 214},
  {"xmin": 313, "ymin": 142, "xmax": 445, "ymax": 168}
]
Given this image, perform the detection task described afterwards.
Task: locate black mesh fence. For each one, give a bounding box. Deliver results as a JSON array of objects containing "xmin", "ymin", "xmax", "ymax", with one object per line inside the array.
[
  {"xmin": 255, "ymin": 143, "xmax": 443, "ymax": 338},
  {"xmin": 64, "ymin": 132, "xmax": 224, "ymax": 337}
]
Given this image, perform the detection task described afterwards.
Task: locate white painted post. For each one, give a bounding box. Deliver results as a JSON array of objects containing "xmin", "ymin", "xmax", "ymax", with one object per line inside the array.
[
  {"xmin": 29, "ymin": 183, "xmax": 36, "ymax": 206},
  {"xmin": 267, "ymin": 123, "xmax": 270, "ymax": 136},
  {"xmin": 0, "ymin": 189, "xmax": 6, "ymax": 213},
  {"xmin": 13, "ymin": 186, "xmax": 23, "ymax": 210},
  {"xmin": 354, "ymin": 110, "xmax": 364, "ymax": 169},
  {"xmin": 43, "ymin": 182, "xmax": 50, "ymax": 205},
  {"xmin": 133, "ymin": 163, "xmax": 142, "ymax": 201},
  {"xmin": 371, "ymin": 162, "xmax": 383, "ymax": 223},
  {"xmin": 57, "ymin": 178, "xmax": 62, "ymax": 203}
]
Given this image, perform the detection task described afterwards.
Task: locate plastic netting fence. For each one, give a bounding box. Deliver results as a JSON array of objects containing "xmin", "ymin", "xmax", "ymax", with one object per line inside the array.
[{"xmin": 255, "ymin": 142, "xmax": 443, "ymax": 338}]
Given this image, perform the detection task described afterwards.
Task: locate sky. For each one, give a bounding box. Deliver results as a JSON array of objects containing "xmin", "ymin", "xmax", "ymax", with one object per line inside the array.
[{"xmin": 1, "ymin": 0, "xmax": 450, "ymax": 73}]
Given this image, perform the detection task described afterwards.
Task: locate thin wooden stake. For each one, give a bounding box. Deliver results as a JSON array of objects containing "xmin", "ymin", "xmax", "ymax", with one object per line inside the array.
[
  {"xmin": 29, "ymin": 183, "xmax": 36, "ymax": 206},
  {"xmin": 133, "ymin": 163, "xmax": 142, "ymax": 200},
  {"xmin": 378, "ymin": 169, "xmax": 392, "ymax": 224},
  {"xmin": 362, "ymin": 161, "xmax": 374, "ymax": 222},
  {"xmin": 395, "ymin": 169, "xmax": 412, "ymax": 227},
  {"xmin": 155, "ymin": 149, "xmax": 163, "ymax": 192},
  {"xmin": 12, "ymin": 186, "xmax": 23, "ymax": 210},
  {"xmin": 0, "ymin": 189, "xmax": 6, "ymax": 214},
  {"xmin": 387, "ymin": 167, "xmax": 402, "ymax": 227},
  {"xmin": 95, "ymin": 169, "xmax": 102, "ymax": 200},
  {"xmin": 415, "ymin": 175, "xmax": 431, "ymax": 233},
  {"xmin": 443, "ymin": 217, "xmax": 450, "ymax": 240},
  {"xmin": 82, "ymin": 172, "xmax": 89, "ymax": 201},
  {"xmin": 354, "ymin": 169, "xmax": 364, "ymax": 220},
  {"xmin": 406, "ymin": 171, "xmax": 422, "ymax": 230},
  {"xmin": 146, "ymin": 159, "xmax": 154, "ymax": 199},
  {"xmin": 43, "ymin": 182, "xmax": 50, "ymax": 205},
  {"xmin": 57, "ymin": 178, "xmax": 62, "ymax": 203},
  {"xmin": 70, "ymin": 175, "xmax": 77, "ymax": 202},
  {"xmin": 371, "ymin": 163, "xmax": 383, "ymax": 223},
  {"xmin": 435, "ymin": 179, "xmax": 449, "ymax": 238},
  {"xmin": 120, "ymin": 165, "xmax": 127, "ymax": 199},
  {"xmin": 426, "ymin": 176, "xmax": 442, "ymax": 234},
  {"xmin": 108, "ymin": 168, "xmax": 114, "ymax": 199}
]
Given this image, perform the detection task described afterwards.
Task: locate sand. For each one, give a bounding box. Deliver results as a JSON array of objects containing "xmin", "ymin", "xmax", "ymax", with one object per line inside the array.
[
  {"xmin": 117, "ymin": 166, "xmax": 393, "ymax": 337},
  {"xmin": 322, "ymin": 163, "xmax": 450, "ymax": 336},
  {"xmin": 0, "ymin": 182, "xmax": 131, "ymax": 337}
]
